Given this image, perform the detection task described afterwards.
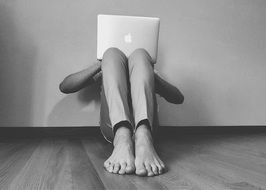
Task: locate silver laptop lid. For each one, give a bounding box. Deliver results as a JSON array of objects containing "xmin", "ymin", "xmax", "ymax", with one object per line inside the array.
[{"xmin": 97, "ymin": 14, "xmax": 160, "ymax": 63}]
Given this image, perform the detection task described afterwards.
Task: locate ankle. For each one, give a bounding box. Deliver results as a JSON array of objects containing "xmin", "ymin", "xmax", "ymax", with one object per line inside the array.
[
  {"xmin": 116, "ymin": 125, "xmax": 132, "ymax": 136},
  {"xmin": 135, "ymin": 124, "xmax": 153, "ymax": 143},
  {"xmin": 113, "ymin": 126, "xmax": 132, "ymax": 146},
  {"xmin": 136, "ymin": 124, "xmax": 151, "ymax": 134}
]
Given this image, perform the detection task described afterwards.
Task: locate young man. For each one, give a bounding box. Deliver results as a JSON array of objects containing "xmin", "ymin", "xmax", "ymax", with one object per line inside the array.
[{"xmin": 60, "ymin": 48, "xmax": 184, "ymax": 176}]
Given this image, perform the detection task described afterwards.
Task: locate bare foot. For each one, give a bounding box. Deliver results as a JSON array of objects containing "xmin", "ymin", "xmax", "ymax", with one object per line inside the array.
[
  {"xmin": 134, "ymin": 124, "xmax": 165, "ymax": 176},
  {"xmin": 104, "ymin": 126, "xmax": 135, "ymax": 174}
]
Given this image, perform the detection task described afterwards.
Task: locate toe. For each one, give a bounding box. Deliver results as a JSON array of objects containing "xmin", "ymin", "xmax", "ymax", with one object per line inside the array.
[
  {"xmin": 108, "ymin": 163, "xmax": 114, "ymax": 173},
  {"xmin": 151, "ymin": 164, "xmax": 158, "ymax": 175},
  {"xmin": 135, "ymin": 163, "xmax": 147, "ymax": 176},
  {"xmin": 154, "ymin": 160, "xmax": 162, "ymax": 174},
  {"xmin": 157, "ymin": 164, "xmax": 163, "ymax": 174},
  {"xmin": 125, "ymin": 165, "xmax": 135, "ymax": 174},
  {"xmin": 119, "ymin": 162, "xmax": 126, "ymax": 175},
  {"xmin": 160, "ymin": 162, "xmax": 166, "ymax": 170},
  {"xmin": 104, "ymin": 160, "xmax": 110, "ymax": 169},
  {"xmin": 113, "ymin": 163, "xmax": 120, "ymax": 174},
  {"xmin": 145, "ymin": 164, "xmax": 154, "ymax": 177},
  {"xmin": 136, "ymin": 168, "xmax": 147, "ymax": 176},
  {"xmin": 125, "ymin": 161, "xmax": 135, "ymax": 174}
]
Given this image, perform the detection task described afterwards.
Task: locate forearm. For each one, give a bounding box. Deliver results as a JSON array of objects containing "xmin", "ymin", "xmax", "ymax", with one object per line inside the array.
[
  {"xmin": 154, "ymin": 73, "xmax": 184, "ymax": 104},
  {"xmin": 59, "ymin": 61, "xmax": 101, "ymax": 93}
]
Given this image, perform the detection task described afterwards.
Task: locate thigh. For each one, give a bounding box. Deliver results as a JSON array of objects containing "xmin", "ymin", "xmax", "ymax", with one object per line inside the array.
[{"xmin": 101, "ymin": 47, "xmax": 128, "ymax": 78}]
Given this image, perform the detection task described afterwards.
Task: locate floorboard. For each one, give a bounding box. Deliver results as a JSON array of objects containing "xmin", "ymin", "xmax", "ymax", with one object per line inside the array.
[{"xmin": 0, "ymin": 127, "xmax": 265, "ymax": 190}]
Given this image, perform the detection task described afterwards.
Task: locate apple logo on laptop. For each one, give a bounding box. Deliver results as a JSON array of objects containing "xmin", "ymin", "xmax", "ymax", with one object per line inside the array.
[{"xmin": 124, "ymin": 33, "xmax": 132, "ymax": 43}]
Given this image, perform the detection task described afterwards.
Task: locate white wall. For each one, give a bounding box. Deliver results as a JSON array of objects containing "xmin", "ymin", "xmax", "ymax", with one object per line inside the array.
[{"xmin": 0, "ymin": 0, "xmax": 266, "ymax": 126}]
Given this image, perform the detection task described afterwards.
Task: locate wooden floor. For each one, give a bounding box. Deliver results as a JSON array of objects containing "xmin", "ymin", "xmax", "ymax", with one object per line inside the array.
[{"xmin": 0, "ymin": 127, "xmax": 266, "ymax": 190}]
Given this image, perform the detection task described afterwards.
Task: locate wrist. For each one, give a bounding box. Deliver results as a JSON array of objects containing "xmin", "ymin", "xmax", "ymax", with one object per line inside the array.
[{"xmin": 96, "ymin": 60, "xmax": 102, "ymax": 70}]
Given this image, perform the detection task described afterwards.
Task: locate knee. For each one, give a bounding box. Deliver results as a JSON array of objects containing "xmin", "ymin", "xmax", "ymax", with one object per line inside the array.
[
  {"xmin": 128, "ymin": 48, "xmax": 152, "ymax": 68},
  {"xmin": 102, "ymin": 47, "xmax": 127, "ymax": 69},
  {"xmin": 103, "ymin": 47, "xmax": 124, "ymax": 59}
]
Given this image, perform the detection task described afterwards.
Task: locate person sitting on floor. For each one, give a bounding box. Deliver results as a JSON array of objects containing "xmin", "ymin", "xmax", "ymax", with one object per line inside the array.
[{"xmin": 59, "ymin": 48, "xmax": 184, "ymax": 176}]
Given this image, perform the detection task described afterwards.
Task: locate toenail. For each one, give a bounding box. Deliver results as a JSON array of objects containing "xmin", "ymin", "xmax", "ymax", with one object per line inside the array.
[
  {"xmin": 148, "ymin": 172, "xmax": 154, "ymax": 177},
  {"xmin": 138, "ymin": 169, "xmax": 147, "ymax": 175},
  {"xmin": 126, "ymin": 166, "xmax": 132, "ymax": 169}
]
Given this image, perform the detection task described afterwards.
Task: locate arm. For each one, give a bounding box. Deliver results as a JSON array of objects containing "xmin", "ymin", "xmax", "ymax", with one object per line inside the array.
[
  {"xmin": 154, "ymin": 72, "xmax": 184, "ymax": 104},
  {"xmin": 59, "ymin": 61, "xmax": 101, "ymax": 94},
  {"xmin": 59, "ymin": 60, "xmax": 184, "ymax": 104}
]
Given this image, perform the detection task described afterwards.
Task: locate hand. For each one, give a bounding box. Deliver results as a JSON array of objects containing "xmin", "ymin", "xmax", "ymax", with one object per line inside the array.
[{"xmin": 59, "ymin": 61, "xmax": 102, "ymax": 93}]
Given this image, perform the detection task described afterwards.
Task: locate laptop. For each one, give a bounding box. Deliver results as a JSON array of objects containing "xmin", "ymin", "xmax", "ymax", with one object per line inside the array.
[{"xmin": 97, "ymin": 14, "xmax": 160, "ymax": 63}]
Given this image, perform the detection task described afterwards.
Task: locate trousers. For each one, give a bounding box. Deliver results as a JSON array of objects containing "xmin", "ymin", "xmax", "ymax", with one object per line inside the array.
[{"xmin": 99, "ymin": 48, "xmax": 159, "ymax": 143}]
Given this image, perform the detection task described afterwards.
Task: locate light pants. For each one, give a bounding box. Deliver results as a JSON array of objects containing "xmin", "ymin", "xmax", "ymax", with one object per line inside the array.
[{"xmin": 99, "ymin": 48, "xmax": 159, "ymax": 143}]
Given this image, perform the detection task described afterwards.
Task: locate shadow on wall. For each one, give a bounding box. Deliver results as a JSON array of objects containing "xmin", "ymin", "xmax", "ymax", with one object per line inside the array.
[
  {"xmin": 47, "ymin": 82, "xmax": 101, "ymax": 126},
  {"xmin": 156, "ymin": 44, "xmax": 212, "ymax": 126},
  {"xmin": 180, "ymin": 77, "xmax": 213, "ymax": 126},
  {"xmin": 158, "ymin": 76, "xmax": 213, "ymax": 126},
  {"xmin": 0, "ymin": 4, "xmax": 36, "ymax": 126}
]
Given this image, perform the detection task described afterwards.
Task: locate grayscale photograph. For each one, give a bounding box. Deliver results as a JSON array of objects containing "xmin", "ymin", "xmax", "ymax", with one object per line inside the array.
[{"xmin": 0, "ymin": 0, "xmax": 266, "ymax": 189}]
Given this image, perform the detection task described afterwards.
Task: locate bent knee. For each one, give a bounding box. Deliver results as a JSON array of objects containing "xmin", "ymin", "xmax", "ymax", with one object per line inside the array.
[
  {"xmin": 102, "ymin": 47, "xmax": 126, "ymax": 61},
  {"xmin": 128, "ymin": 48, "xmax": 153, "ymax": 67},
  {"xmin": 102, "ymin": 47, "xmax": 127, "ymax": 68}
]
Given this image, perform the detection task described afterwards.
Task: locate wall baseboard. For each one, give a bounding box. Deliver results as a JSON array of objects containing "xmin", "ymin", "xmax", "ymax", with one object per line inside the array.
[{"xmin": 0, "ymin": 126, "xmax": 265, "ymax": 139}]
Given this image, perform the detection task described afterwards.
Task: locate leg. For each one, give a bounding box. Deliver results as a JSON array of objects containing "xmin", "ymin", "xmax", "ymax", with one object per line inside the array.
[
  {"xmin": 128, "ymin": 48, "xmax": 157, "ymax": 132},
  {"xmin": 100, "ymin": 47, "xmax": 135, "ymax": 174},
  {"xmin": 128, "ymin": 48, "xmax": 165, "ymax": 176}
]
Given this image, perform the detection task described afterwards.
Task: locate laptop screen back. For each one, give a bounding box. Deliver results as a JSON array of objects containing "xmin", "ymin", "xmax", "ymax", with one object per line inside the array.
[{"xmin": 97, "ymin": 14, "xmax": 160, "ymax": 63}]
